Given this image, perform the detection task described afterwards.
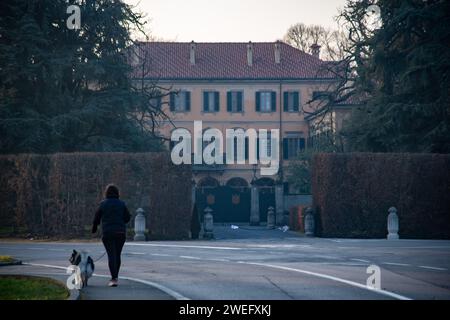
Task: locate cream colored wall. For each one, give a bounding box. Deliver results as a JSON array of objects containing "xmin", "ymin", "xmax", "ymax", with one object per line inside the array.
[
  {"xmin": 153, "ymin": 80, "xmax": 331, "ymax": 184},
  {"xmin": 156, "ymin": 81, "xmax": 330, "ymax": 138}
]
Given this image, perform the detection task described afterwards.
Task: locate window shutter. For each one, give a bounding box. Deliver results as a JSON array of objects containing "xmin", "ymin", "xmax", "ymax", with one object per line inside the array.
[
  {"xmin": 294, "ymin": 92, "xmax": 299, "ymax": 111},
  {"xmin": 256, "ymin": 137, "xmax": 260, "ymax": 160},
  {"xmin": 271, "ymin": 92, "xmax": 276, "ymax": 112},
  {"xmin": 214, "ymin": 92, "xmax": 220, "ymax": 112},
  {"xmin": 185, "ymin": 92, "xmax": 191, "ymax": 111},
  {"xmin": 157, "ymin": 97, "xmax": 162, "ymax": 109},
  {"xmin": 283, "ymin": 92, "xmax": 289, "ymax": 112},
  {"xmin": 203, "ymin": 92, "xmax": 209, "ymax": 112},
  {"xmin": 170, "ymin": 93, "xmax": 175, "ymax": 111},
  {"xmin": 244, "ymin": 137, "xmax": 249, "ymax": 160},
  {"xmin": 299, "ymin": 138, "xmax": 305, "ymax": 151},
  {"xmin": 256, "ymin": 92, "xmax": 261, "ymax": 112},
  {"xmin": 227, "ymin": 92, "xmax": 232, "ymax": 112},
  {"xmin": 237, "ymin": 91, "xmax": 243, "ymax": 112},
  {"xmin": 283, "ymin": 138, "xmax": 289, "ymax": 160}
]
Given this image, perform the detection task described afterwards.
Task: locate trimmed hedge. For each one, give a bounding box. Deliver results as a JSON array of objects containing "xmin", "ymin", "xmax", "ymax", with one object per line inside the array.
[
  {"xmin": 311, "ymin": 153, "xmax": 450, "ymax": 239},
  {"xmin": 0, "ymin": 153, "xmax": 192, "ymax": 240}
]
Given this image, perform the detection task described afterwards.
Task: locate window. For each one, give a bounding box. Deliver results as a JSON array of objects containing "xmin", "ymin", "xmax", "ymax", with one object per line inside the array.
[
  {"xmin": 256, "ymin": 91, "xmax": 276, "ymax": 112},
  {"xmin": 227, "ymin": 91, "xmax": 243, "ymax": 113},
  {"xmin": 283, "ymin": 133, "xmax": 306, "ymax": 159},
  {"xmin": 283, "ymin": 91, "xmax": 300, "ymax": 112},
  {"xmin": 150, "ymin": 97, "xmax": 161, "ymax": 109},
  {"xmin": 170, "ymin": 91, "xmax": 191, "ymax": 112},
  {"xmin": 203, "ymin": 91, "xmax": 220, "ymax": 112}
]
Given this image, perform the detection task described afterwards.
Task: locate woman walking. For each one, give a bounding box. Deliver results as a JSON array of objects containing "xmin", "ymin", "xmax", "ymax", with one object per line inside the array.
[{"xmin": 92, "ymin": 184, "xmax": 131, "ymax": 287}]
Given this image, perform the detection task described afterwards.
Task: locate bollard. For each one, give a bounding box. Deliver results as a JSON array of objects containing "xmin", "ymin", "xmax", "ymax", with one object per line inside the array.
[
  {"xmin": 203, "ymin": 207, "xmax": 214, "ymax": 240},
  {"xmin": 134, "ymin": 208, "xmax": 146, "ymax": 241},
  {"xmin": 267, "ymin": 206, "xmax": 275, "ymax": 229},
  {"xmin": 387, "ymin": 207, "xmax": 399, "ymax": 240},
  {"xmin": 304, "ymin": 207, "xmax": 315, "ymax": 237}
]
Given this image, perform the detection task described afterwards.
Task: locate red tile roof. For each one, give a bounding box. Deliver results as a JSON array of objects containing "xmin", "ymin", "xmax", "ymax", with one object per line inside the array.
[{"xmin": 131, "ymin": 42, "xmax": 337, "ymax": 80}]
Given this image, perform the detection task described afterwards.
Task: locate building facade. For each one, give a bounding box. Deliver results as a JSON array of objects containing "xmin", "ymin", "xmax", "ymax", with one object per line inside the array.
[{"xmin": 132, "ymin": 41, "xmax": 339, "ymax": 225}]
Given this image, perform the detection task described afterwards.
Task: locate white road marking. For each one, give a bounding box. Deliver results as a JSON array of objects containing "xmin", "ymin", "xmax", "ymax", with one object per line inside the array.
[
  {"xmin": 251, "ymin": 244, "xmax": 298, "ymax": 248},
  {"xmin": 25, "ymin": 247, "xmax": 45, "ymax": 250},
  {"xmin": 419, "ymin": 265, "xmax": 448, "ymax": 271},
  {"xmin": 383, "ymin": 262, "xmax": 411, "ymax": 267},
  {"xmin": 127, "ymin": 252, "xmax": 146, "ymax": 255},
  {"xmin": 351, "ymin": 259, "xmax": 370, "ymax": 263},
  {"xmin": 180, "ymin": 256, "xmax": 202, "ymax": 260},
  {"xmin": 317, "ymin": 262, "xmax": 368, "ymax": 266},
  {"xmin": 208, "ymin": 258, "xmax": 230, "ymax": 262},
  {"xmin": 22, "ymin": 262, "xmax": 189, "ymax": 300},
  {"xmin": 237, "ymin": 261, "xmax": 412, "ymax": 300},
  {"xmin": 126, "ymin": 243, "xmax": 240, "ymax": 250},
  {"xmin": 151, "ymin": 253, "xmax": 171, "ymax": 257}
]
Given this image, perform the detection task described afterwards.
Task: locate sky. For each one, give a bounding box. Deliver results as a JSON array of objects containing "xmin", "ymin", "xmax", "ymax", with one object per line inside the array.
[{"xmin": 126, "ymin": 0, "xmax": 347, "ymax": 42}]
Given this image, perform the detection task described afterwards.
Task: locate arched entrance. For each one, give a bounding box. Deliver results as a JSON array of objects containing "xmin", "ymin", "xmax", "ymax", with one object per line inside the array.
[
  {"xmin": 225, "ymin": 178, "xmax": 250, "ymax": 222},
  {"xmin": 195, "ymin": 176, "xmax": 251, "ymax": 223},
  {"xmin": 255, "ymin": 177, "xmax": 275, "ymax": 222}
]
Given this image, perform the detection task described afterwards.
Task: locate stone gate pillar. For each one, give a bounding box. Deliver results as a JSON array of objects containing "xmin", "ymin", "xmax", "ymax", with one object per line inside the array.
[
  {"xmin": 250, "ymin": 183, "xmax": 260, "ymax": 226},
  {"xmin": 275, "ymin": 183, "xmax": 284, "ymax": 226}
]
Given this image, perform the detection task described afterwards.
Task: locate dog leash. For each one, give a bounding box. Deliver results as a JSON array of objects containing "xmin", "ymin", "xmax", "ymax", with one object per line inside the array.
[{"xmin": 94, "ymin": 251, "xmax": 107, "ymax": 262}]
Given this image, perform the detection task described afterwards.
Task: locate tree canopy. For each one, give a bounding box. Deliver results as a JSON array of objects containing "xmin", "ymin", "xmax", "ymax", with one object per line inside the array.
[
  {"xmin": 337, "ymin": 0, "xmax": 450, "ymax": 153},
  {"xmin": 0, "ymin": 0, "xmax": 169, "ymax": 153}
]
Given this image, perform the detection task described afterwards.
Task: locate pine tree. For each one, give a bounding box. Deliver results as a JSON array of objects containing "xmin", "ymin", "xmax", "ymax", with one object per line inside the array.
[
  {"xmin": 332, "ymin": 0, "xmax": 450, "ymax": 152},
  {"xmin": 0, "ymin": 0, "xmax": 169, "ymax": 153}
]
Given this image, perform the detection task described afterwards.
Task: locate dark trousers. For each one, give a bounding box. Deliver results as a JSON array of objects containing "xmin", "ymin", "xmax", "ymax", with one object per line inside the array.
[{"xmin": 102, "ymin": 233, "xmax": 126, "ymax": 280}]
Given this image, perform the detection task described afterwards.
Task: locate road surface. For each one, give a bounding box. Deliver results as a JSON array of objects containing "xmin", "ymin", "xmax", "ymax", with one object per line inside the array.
[{"xmin": 1, "ymin": 226, "xmax": 449, "ymax": 300}]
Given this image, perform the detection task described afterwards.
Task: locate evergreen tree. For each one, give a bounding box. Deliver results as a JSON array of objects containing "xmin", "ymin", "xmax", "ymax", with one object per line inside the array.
[
  {"xmin": 330, "ymin": 0, "xmax": 450, "ymax": 152},
  {"xmin": 0, "ymin": 0, "xmax": 169, "ymax": 153}
]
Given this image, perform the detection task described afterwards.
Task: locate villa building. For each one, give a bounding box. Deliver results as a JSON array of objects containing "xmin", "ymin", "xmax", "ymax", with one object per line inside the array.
[{"xmin": 132, "ymin": 41, "xmax": 345, "ymax": 225}]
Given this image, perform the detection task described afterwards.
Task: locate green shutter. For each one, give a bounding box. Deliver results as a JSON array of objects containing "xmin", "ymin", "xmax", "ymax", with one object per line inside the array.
[
  {"xmin": 237, "ymin": 91, "xmax": 243, "ymax": 112},
  {"xmin": 299, "ymin": 138, "xmax": 305, "ymax": 151},
  {"xmin": 214, "ymin": 92, "xmax": 220, "ymax": 111},
  {"xmin": 271, "ymin": 92, "xmax": 276, "ymax": 112},
  {"xmin": 170, "ymin": 93, "xmax": 175, "ymax": 111},
  {"xmin": 294, "ymin": 92, "xmax": 299, "ymax": 111},
  {"xmin": 185, "ymin": 91, "xmax": 191, "ymax": 111},
  {"xmin": 227, "ymin": 92, "xmax": 232, "ymax": 112},
  {"xmin": 256, "ymin": 92, "xmax": 261, "ymax": 112},
  {"xmin": 203, "ymin": 92, "xmax": 209, "ymax": 111},
  {"xmin": 283, "ymin": 92, "xmax": 289, "ymax": 112}
]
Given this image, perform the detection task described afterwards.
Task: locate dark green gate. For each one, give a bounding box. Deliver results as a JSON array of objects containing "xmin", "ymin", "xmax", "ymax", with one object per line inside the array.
[{"xmin": 195, "ymin": 177, "xmax": 250, "ymax": 223}]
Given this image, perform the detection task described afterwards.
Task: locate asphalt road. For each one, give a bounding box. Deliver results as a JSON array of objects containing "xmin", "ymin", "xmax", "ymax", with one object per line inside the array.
[{"xmin": 1, "ymin": 226, "xmax": 449, "ymax": 300}]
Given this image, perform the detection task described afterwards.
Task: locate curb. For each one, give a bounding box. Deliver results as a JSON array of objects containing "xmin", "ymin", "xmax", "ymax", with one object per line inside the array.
[{"xmin": 0, "ymin": 260, "xmax": 22, "ymax": 267}]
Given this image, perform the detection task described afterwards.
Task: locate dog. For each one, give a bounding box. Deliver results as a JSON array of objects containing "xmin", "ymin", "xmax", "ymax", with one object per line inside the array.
[{"xmin": 69, "ymin": 249, "xmax": 95, "ymax": 288}]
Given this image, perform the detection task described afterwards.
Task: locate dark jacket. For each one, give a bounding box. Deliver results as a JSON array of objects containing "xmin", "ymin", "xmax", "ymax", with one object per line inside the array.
[{"xmin": 92, "ymin": 197, "xmax": 131, "ymax": 235}]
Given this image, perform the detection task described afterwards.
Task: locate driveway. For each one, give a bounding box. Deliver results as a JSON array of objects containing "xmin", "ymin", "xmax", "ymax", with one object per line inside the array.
[{"xmin": 1, "ymin": 226, "xmax": 449, "ymax": 300}]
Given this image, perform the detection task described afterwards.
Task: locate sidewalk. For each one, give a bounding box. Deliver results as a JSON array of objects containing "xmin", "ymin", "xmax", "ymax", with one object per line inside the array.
[{"xmin": 0, "ymin": 264, "xmax": 173, "ymax": 300}]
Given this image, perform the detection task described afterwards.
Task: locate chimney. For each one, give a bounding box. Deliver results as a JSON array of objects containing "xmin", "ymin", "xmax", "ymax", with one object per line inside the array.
[
  {"xmin": 247, "ymin": 41, "xmax": 253, "ymax": 67},
  {"xmin": 190, "ymin": 40, "xmax": 196, "ymax": 65},
  {"xmin": 310, "ymin": 43, "xmax": 321, "ymax": 58},
  {"xmin": 274, "ymin": 41, "xmax": 281, "ymax": 64}
]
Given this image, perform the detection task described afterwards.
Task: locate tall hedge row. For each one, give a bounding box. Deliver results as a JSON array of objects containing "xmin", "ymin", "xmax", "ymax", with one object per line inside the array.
[
  {"xmin": 311, "ymin": 153, "xmax": 450, "ymax": 239},
  {"xmin": 0, "ymin": 153, "xmax": 192, "ymax": 240}
]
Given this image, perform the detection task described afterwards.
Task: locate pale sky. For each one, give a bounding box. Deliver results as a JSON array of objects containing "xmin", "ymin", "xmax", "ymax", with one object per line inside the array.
[{"xmin": 126, "ymin": 0, "xmax": 347, "ymax": 42}]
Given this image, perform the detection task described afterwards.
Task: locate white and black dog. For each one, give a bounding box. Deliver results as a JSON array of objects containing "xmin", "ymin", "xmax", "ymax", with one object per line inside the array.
[{"xmin": 69, "ymin": 250, "xmax": 95, "ymax": 288}]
